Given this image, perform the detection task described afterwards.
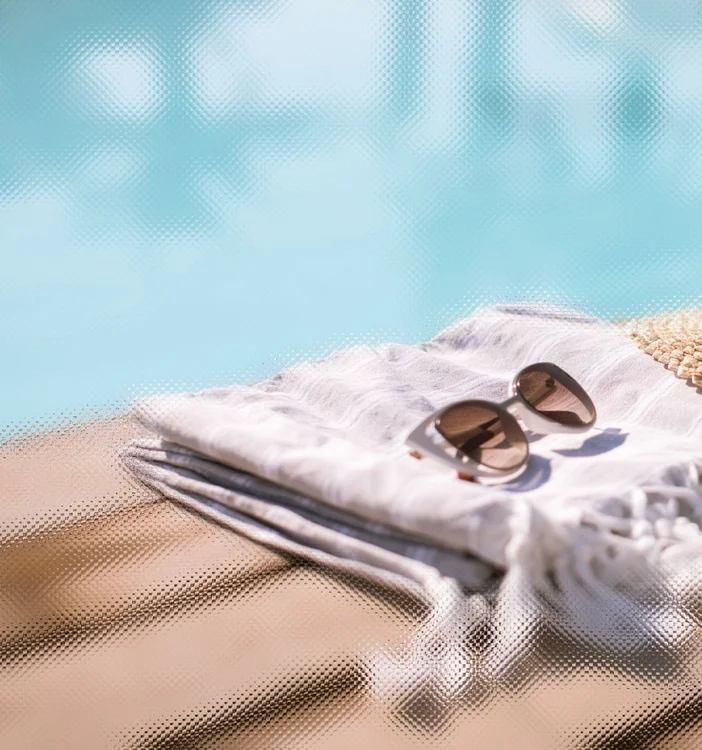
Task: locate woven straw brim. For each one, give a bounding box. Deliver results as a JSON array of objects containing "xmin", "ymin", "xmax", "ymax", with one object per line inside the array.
[{"xmin": 622, "ymin": 309, "xmax": 702, "ymax": 388}]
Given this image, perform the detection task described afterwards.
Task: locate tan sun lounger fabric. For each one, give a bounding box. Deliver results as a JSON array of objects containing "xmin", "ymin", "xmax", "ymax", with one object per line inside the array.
[{"xmin": 2, "ymin": 413, "xmax": 702, "ymax": 748}]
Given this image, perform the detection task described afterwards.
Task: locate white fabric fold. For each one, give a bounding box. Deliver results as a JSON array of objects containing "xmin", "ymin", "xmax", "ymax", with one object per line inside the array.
[{"xmin": 122, "ymin": 303, "xmax": 702, "ymax": 652}]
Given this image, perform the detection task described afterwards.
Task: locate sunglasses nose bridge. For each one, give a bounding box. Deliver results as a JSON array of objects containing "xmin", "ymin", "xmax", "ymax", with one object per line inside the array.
[
  {"xmin": 501, "ymin": 394, "xmax": 521, "ymax": 417},
  {"xmin": 497, "ymin": 396, "xmax": 536, "ymax": 437},
  {"xmin": 503, "ymin": 396, "xmax": 545, "ymax": 434}
]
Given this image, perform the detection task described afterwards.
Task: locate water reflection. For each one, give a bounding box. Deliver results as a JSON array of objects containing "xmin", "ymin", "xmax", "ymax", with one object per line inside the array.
[{"xmin": 1, "ymin": 0, "xmax": 701, "ymax": 425}]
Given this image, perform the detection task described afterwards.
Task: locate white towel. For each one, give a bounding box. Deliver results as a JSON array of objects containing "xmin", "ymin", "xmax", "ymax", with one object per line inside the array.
[{"xmin": 122, "ymin": 304, "xmax": 702, "ymax": 655}]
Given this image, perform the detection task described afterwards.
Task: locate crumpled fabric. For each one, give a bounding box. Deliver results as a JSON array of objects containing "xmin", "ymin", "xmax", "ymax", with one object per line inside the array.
[{"xmin": 122, "ymin": 304, "xmax": 702, "ymax": 654}]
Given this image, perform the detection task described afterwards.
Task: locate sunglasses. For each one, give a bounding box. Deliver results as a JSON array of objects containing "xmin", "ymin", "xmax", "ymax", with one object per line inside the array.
[{"xmin": 405, "ymin": 363, "xmax": 597, "ymax": 484}]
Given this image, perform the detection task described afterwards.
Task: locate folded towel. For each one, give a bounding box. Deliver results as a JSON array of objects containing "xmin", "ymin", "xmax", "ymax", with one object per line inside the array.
[
  {"xmin": 122, "ymin": 304, "xmax": 702, "ymax": 653},
  {"xmin": 125, "ymin": 440, "xmax": 498, "ymax": 591}
]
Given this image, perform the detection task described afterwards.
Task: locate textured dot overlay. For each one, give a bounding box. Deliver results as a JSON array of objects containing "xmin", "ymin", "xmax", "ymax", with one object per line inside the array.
[{"xmin": 2, "ymin": 1, "xmax": 702, "ymax": 747}]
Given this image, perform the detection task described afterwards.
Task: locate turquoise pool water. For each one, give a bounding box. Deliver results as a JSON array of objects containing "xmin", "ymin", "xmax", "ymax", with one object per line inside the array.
[{"xmin": 2, "ymin": 0, "xmax": 702, "ymax": 430}]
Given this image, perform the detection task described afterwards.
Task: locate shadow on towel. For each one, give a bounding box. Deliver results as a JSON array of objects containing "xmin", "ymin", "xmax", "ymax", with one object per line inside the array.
[
  {"xmin": 553, "ymin": 427, "xmax": 629, "ymax": 458},
  {"xmin": 504, "ymin": 429, "xmax": 629, "ymax": 491},
  {"xmin": 504, "ymin": 454, "xmax": 552, "ymax": 492}
]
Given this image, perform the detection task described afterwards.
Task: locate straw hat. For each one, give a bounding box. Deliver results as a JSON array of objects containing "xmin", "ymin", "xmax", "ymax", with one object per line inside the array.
[{"xmin": 623, "ymin": 309, "xmax": 702, "ymax": 388}]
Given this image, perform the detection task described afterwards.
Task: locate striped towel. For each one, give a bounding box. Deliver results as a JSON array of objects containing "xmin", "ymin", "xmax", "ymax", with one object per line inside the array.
[{"xmin": 122, "ymin": 304, "xmax": 702, "ymax": 653}]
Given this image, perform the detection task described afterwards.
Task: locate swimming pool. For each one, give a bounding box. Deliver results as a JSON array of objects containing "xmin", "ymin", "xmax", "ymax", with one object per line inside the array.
[{"xmin": 2, "ymin": 0, "xmax": 702, "ymax": 430}]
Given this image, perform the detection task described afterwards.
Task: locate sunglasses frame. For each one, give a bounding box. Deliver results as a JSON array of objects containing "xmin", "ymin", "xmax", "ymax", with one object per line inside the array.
[{"xmin": 405, "ymin": 362, "xmax": 597, "ymax": 483}]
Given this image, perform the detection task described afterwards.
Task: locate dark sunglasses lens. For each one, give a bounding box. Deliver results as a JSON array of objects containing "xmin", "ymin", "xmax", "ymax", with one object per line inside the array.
[
  {"xmin": 516, "ymin": 366, "xmax": 595, "ymax": 427},
  {"xmin": 435, "ymin": 403, "xmax": 528, "ymax": 472}
]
